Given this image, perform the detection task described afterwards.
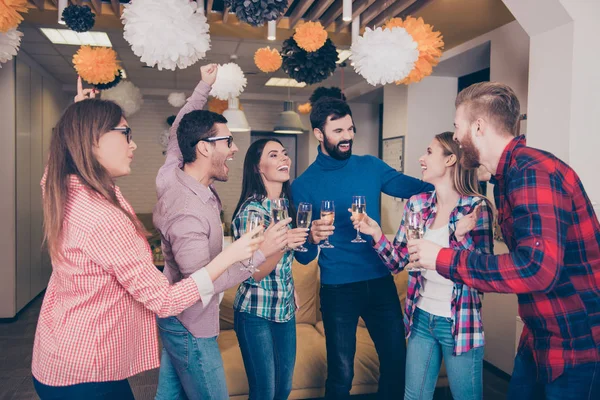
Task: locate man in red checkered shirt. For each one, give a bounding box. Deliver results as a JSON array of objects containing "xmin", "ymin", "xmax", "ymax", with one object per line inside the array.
[{"xmin": 408, "ymin": 82, "xmax": 599, "ymax": 399}]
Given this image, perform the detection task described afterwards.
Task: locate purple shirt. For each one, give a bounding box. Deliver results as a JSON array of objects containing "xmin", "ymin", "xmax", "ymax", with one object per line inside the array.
[{"xmin": 153, "ymin": 81, "xmax": 264, "ymax": 338}]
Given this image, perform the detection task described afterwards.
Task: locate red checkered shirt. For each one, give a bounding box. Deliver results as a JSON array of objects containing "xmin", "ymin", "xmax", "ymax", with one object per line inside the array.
[
  {"xmin": 437, "ymin": 136, "xmax": 600, "ymax": 382},
  {"xmin": 32, "ymin": 175, "xmax": 200, "ymax": 386}
]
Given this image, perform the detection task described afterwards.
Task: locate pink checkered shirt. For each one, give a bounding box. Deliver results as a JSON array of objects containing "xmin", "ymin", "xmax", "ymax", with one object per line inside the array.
[{"xmin": 32, "ymin": 174, "xmax": 200, "ymax": 386}]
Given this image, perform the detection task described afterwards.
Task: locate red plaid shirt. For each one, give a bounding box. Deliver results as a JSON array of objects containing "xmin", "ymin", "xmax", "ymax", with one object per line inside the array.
[
  {"xmin": 32, "ymin": 175, "xmax": 200, "ymax": 386},
  {"xmin": 437, "ymin": 136, "xmax": 600, "ymax": 382}
]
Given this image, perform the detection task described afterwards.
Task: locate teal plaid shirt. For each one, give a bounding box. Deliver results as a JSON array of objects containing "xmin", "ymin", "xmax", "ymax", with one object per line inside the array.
[{"xmin": 232, "ymin": 196, "xmax": 295, "ymax": 322}]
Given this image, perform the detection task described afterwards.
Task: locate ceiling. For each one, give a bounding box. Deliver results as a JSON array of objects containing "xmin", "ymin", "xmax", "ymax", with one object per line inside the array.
[{"xmin": 19, "ymin": 0, "xmax": 515, "ymax": 100}]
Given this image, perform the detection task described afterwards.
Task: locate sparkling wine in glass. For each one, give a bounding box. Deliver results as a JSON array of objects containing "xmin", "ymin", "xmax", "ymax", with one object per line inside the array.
[
  {"xmin": 242, "ymin": 211, "xmax": 263, "ymax": 272},
  {"xmin": 295, "ymin": 203, "xmax": 312, "ymax": 252},
  {"xmin": 405, "ymin": 207, "xmax": 425, "ymax": 272},
  {"xmin": 272, "ymin": 198, "xmax": 290, "ymax": 251},
  {"xmin": 351, "ymin": 195, "xmax": 367, "ymax": 243},
  {"xmin": 320, "ymin": 200, "xmax": 335, "ymax": 249}
]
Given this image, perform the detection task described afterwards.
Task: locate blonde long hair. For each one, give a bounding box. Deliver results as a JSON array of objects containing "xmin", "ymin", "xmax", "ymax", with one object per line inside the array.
[{"xmin": 435, "ymin": 131, "xmax": 493, "ymax": 210}]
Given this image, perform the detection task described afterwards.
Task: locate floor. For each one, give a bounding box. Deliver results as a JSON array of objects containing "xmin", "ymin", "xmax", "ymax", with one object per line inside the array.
[{"xmin": 0, "ymin": 295, "xmax": 510, "ymax": 400}]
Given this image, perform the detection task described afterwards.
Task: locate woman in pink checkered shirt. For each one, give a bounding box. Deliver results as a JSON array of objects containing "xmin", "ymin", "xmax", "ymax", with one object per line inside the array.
[
  {"xmin": 31, "ymin": 78, "xmax": 263, "ymax": 399},
  {"xmin": 351, "ymin": 132, "xmax": 494, "ymax": 400}
]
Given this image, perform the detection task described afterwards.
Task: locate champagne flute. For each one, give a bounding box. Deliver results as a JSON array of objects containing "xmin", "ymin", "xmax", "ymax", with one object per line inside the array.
[
  {"xmin": 319, "ymin": 200, "xmax": 335, "ymax": 249},
  {"xmin": 272, "ymin": 198, "xmax": 291, "ymax": 251},
  {"xmin": 295, "ymin": 203, "xmax": 312, "ymax": 252},
  {"xmin": 405, "ymin": 207, "xmax": 425, "ymax": 272},
  {"xmin": 351, "ymin": 195, "xmax": 367, "ymax": 243},
  {"xmin": 242, "ymin": 211, "xmax": 264, "ymax": 272}
]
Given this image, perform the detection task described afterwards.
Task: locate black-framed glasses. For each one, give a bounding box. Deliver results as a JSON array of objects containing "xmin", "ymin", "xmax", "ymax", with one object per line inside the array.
[
  {"xmin": 113, "ymin": 126, "xmax": 132, "ymax": 143},
  {"xmin": 199, "ymin": 135, "xmax": 234, "ymax": 148}
]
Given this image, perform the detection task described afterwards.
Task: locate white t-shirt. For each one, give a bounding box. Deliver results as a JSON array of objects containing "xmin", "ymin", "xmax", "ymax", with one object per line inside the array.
[{"xmin": 416, "ymin": 225, "xmax": 454, "ymax": 318}]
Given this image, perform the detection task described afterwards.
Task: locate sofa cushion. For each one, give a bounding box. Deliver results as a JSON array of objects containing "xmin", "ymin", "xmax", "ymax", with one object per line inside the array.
[
  {"xmin": 219, "ymin": 323, "xmax": 327, "ymax": 397},
  {"xmin": 219, "ymin": 258, "xmax": 319, "ymax": 330}
]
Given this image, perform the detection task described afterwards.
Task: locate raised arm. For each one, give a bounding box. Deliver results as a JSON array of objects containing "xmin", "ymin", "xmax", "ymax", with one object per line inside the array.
[
  {"xmin": 374, "ymin": 156, "xmax": 433, "ymax": 199},
  {"xmin": 156, "ymin": 64, "xmax": 216, "ymax": 193},
  {"xmin": 373, "ymin": 200, "xmax": 412, "ymax": 273}
]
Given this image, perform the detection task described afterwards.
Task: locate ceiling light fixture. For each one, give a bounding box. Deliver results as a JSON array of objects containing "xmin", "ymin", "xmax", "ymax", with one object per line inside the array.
[
  {"xmin": 274, "ymin": 101, "xmax": 305, "ymax": 134},
  {"xmin": 265, "ymin": 77, "xmax": 306, "ymax": 88},
  {"xmin": 343, "ymin": 0, "xmax": 352, "ymax": 22},
  {"xmin": 337, "ymin": 49, "xmax": 352, "ymax": 64},
  {"xmin": 40, "ymin": 28, "xmax": 113, "ymax": 47},
  {"xmin": 58, "ymin": 0, "xmax": 67, "ymax": 25},
  {"xmin": 267, "ymin": 20, "xmax": 276, "ymax": 41},
  {"xmin": 223, "ymin": 97, "xmax": 251, "ymax": 132}
]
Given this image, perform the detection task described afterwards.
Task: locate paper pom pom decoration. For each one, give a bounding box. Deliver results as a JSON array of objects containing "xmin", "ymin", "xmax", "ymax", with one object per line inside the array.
[
  {"xmin": 384, "ymin": 17, "xmax": 444, "ymax": 85},
  {"xmin": 281, "ymin": 37, "xmax": 337, "ymax": 85},
  {"xmin": 350, "ymin": 27, "xmax": 418, "ymax": 86},
  {"xmin": 62, "ymin": 5, "xmax": 95, "ymax": 33},
  {"xmin": 122, "ymin": 0, "xmax": 210, "ymax": 71},
  {"xmin": 294, "ymin": 22, "xmax": 327, "ymax": 52},
  {"xmin": 166, "ymin": 115, "xmax": 176, "ymax": 126},
  {"xmin": 209, "ymin": 63, "xmax": 247, "ymax": 101},
  {"xmin": 94, "ymin": 70, "xmax": 122, "ymax": 90},
  {"xmin": 254, "ymin": 47, "xmax": 282, "ymax": 73},
  {"xmin": 297, "ymin": 102, "xmax": 311, "ymax": 114},
  {"xmin": 168, "ymin": 92, "xmax": 186, "ymax": 108},
  {"xmin": 0, "ymin": 0, "xmax": 28, "ymax": 33},
  {"xmin": 101, "ymin": 81, "xmax": 143, "ymax": 117},
  {"xmin": 309, "ymin": 86, "xmax": 346, "ymax": 104},
  {"xmin": 224, "ymin": 0, "xmax": 287, "ymax": 26},
  {"xmin": 208, "ymin": 97, "xmax": 228, "ymax": 114},
  {"xmin": 73, "ymin": 46, "xmax": 120, "ymax": 85},
  {"xmin": 0, "ymin": 28, "xmax": 22, "ymax": 67}
]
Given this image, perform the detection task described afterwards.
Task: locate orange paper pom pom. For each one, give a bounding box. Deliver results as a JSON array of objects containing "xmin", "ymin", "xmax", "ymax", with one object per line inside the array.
[
  {"xmin": 298, "ymin": 102, "xmax": 311, "ymax": 115},
  {"xmin": 294, "ymin": 21, "xmax": 328, "ymax": 52},
  {"xmin": 254, "ymin": 47, "xmax": 282, "ymax": 73},
  {"xmin": 208, "ymin": 97, "xmax": 243, "ymax": 114},
  {"xmin": 0, "ymin": 0, "xmax": 28, "ymax": 33},
  {"xmin": 384, "ymin": 16, "xmax": 444, "ymax": 85},
  {"xmin": 73, "ymin": 46, "xmax": 120, "ymax": 85}
]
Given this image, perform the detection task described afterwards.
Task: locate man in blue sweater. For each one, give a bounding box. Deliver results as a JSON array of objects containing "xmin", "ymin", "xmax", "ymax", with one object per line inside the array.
[{"xmin": 292, "ymin": 99, "xmax": 432, "ymax": 398}]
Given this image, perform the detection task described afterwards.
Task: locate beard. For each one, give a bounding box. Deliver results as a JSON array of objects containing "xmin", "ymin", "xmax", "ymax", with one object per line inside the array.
[
  {"xmin": 324, "ymin": 134, "xmax": 353, "ymax": 161},
  {"xmin": 211, "ymin": 152, "xmax": 229, "ymax": 182},
  {"xmin": 459, "ymin": 133, "xmax": 481, "ymax": 169}
]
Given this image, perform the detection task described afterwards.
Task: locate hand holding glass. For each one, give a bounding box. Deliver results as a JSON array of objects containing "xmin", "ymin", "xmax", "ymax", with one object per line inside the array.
[
  {"xmin": 406, "ymin": 208, "xmax": 425, "ymax": 272},
  {"xmin": 351, "ymin": 196, "xmax": 367, "ymax": 243},
  {"xmin": 242, "ymin": 212, "xmax": 264, "ymax": 272},
  {"xmin": 295, "ymin": 203, "xmax": 312, "ymax": 252},
  {"xmin": 272, "ymin": 198, "xmax": 291, "ymax": 252}
]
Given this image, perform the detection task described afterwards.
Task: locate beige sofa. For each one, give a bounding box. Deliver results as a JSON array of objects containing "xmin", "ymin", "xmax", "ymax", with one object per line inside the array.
[{"xmin": 218, "ymin": 258, "xmax": 449, "ymax": 399}]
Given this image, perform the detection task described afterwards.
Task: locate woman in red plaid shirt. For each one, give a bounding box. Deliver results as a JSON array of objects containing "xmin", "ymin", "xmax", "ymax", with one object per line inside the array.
[
  {"xmin": 31, "ymin": 79, "xmax": 263, "ymax": 399},
  {"xmin": 351, "ymin": 132, "xmax": 494, "ymax": 400}
]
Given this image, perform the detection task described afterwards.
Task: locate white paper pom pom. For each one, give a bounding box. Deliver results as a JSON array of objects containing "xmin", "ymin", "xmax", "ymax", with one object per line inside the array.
[
  {"xmin": 168, "ymin": 92, "xmax": 186, "ymax": 108},
  {"xmin": 101, "ymin": 81, "xmax": 144, "ymax": 117},
  {"xmin": 210, "ymin": 63, "xmax": 247, "ymax": 101},
  {"xmin": 0, "ymin": 29, "xmax": 23, "ymax": 67},
  {"xmin": 350, "ymin": 27, "xmax": 419, "ymax": 86},
  {"xmin": 158, "ymin": 129, "xmax": 170, "ymax": 148},
  {"xmin": 122, "ymin": 0, "xmax": 211, "ymax": 71}
]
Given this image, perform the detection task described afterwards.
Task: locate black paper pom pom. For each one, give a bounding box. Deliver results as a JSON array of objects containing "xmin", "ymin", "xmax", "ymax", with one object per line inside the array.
[
  {"xmin": 281, "ymin": 37, "xmax": 337, "ymax": 85},
  {"xmin": 62, "ymin": 5, "xmax": 96, "ymax": 33},
  {"xmin": 224, "ymin": 0, "xmax": 288, "ymax": 27},
  {"xmin": 309, "ymin": 87, "xmax": 346, "ymax": 104},
  {"xmin": 94, "ymin": 70, "xmax": 122, "ymax": 90},
  {"xmin": 166, "ymin": 115, "xmax": 176, "ymax": 126}
]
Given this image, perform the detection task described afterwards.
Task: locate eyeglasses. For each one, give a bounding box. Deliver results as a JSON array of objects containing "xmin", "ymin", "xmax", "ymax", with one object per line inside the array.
[
  {"xmin": 113, "ymin": 126, "xmax": 132, "ymax": 143},
  {"xmin": 198, "ymin": 135, "xmax": 234, "ymax": 148}
]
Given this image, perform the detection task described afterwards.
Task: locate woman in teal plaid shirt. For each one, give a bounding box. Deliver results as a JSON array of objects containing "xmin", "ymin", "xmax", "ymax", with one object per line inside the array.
[{"xmin": 232, "ymin": 139, "xmax": 309, "ymax": 400}]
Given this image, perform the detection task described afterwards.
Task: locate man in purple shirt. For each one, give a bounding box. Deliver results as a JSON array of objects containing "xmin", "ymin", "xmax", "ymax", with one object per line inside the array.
[{"xmin": 153, "ymin": 64, "xmax": 289, "ymax": 399}]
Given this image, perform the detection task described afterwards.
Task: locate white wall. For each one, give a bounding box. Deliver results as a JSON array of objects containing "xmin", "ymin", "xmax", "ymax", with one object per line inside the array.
[
  {"xmin": 380, "ymin": 77, "xmax": 458, "ymax": 235},
  {"xmin": 0, "ymin": 52, "xmax": 69, "ymax": 317}
]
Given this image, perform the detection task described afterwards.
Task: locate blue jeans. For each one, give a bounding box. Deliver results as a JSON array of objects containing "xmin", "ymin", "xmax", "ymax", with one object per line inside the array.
[
  {"xmin": 234, "ymin": 311, "xmax": 296, "ymax": 400},
  {"xmin": 155, "ymin": 316, "xmax": 228, "ymax": 400},
  {"xmin": 405, "ymin": 308, "xmax": 484, "ymax": 400},
  {"xmin": 33, "ymin": 376, "xmax": 134, "ymax": 399},
  {"xmin": 507, "ymin": 346, "xmax": 599, "ymax": 400},
  {"xmin": 320, "ymin": 274, "xmax": 406, "ymax": 399}
]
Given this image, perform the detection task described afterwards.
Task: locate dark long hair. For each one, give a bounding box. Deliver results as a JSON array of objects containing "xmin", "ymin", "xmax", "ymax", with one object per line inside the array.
[
  {"xmin": 43, "ymin": 99, "xmax": 148, "ymax": 261},
  {"xmin": 232, "ymin": 138, "xmax": 296, "ymax": 225}
]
